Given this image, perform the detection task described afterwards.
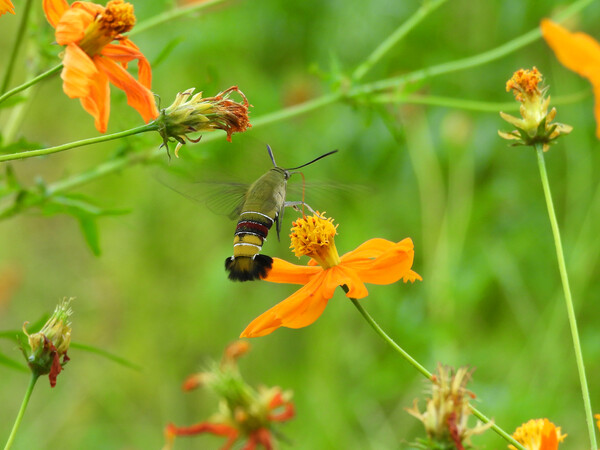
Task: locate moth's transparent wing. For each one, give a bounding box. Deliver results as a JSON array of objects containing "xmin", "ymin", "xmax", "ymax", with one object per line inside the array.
[
  {"xmin": 203, "ymin": 182, "xmax": 248, "ymax": 220},
  {"xmin": 286, "ymin": 180, "xmax": 369, "ymax": 211},
  {"xmin": 156, "ymin": 168, "xmax": 248, "ymax": 220}
]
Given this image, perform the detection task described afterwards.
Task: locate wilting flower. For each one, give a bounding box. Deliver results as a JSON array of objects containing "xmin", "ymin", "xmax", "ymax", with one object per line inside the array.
[
  {"xmin": 499, "ymin": 67, "xmax": 572, "ymax": 151},
  {"xmin": 406, "ymin": 364, "xmax": 492, "ymax": 449},
  {"xmin": 509, "ymin": 418, "xmax": 566, "ymax": 450},
  {"xmin": 157, "ymin": 86, "xmax": 252, "ymax": 158},
  {"xmin": 43, "ymin": 0, "xmax": 159, "ymax": 132},
  {"xmin": 164, "ymin": 341, "xmax": 294, "ymax": 450},
  {"xmin": 0, "ymin": 0, "xmax": 15, "ymax": 16},
  {"xmin": 541, "ymin": 19, "xmax": 600, "ymax": 139},
  {"xmin": 21, "ymin": 298, "xmax": 73, "ymax": 387},
  {"xmin": 241, "ymin": 213, "xmax": 421, "ymax": 338}
]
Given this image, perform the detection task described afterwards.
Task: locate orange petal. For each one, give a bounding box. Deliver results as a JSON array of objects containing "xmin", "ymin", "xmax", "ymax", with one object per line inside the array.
[
  {"xmin": 541, "ymin": 19, "xmax": 600, "ymax": 138},
  {"xmin": 263, "ymin": 257, "xmax": 321, "ymax": 285},
  {"xmin": 341, "ymin": 238, "xmax": 396, "ymax": 261},
  {"xmin": 1, "ymin": 0, "xmax": 15, "ymax": 16},
  {"xmin": 102, "ymin": 42, "xmax": 153, "ymax": 88},
  {"xmin": 94, "ymin": 55, "xmax": 159, "ymax": 122},
  {"xmin": 241, "ymin": 273, "xmax": 330, "ymax": 337},
  {"xmin": 540, "ymin": 419, "xmax": 559, "ymax": 450},
  {"xmin": 342, "ymin": 238, "xmax": 417, "ymax": 285},
  {"xmin": 167, "ymin": 422, "xmax": 238, "ymax": 438},
  {"xmin": 324, "ymin": 265, "xmax": 368, "ymax": 299},
  {"xmin": 54, "ymin": 6, "xmax": 95, "ymax": 45},
  {"xmin": 61, "ymin": 43, "xmax": 98, "ymax": 98},
  {"xmin": 43, "ymin": 0, "xmax": 68, "ymax": 27},
  {"xmin": 79, "ymin": 66, "xmax": 110, "ymax": 133}
]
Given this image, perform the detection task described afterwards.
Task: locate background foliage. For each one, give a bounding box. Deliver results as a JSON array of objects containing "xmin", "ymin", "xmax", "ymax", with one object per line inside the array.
[{"xmin": 1, "ymin": 0, "xmax": 599, "ymax": 448}]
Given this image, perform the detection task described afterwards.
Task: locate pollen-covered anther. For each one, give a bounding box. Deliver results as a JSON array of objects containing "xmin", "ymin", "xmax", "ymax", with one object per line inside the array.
[
  {"xmin": 100, "ymin": 0, "xmax": 136, "ymax": 35},
  {"xmin": 289, "ymin": 212, "xmax": 340, "ymax": 268}
]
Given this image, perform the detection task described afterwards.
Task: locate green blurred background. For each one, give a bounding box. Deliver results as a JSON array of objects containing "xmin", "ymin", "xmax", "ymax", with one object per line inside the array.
[{"xmin": 1, "ymin": 0, "xmax": 600, "ymax": 448}]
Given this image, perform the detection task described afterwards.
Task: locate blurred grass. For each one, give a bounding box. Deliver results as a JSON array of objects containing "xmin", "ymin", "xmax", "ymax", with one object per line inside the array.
[{"xmin": 1, "ymin": 0, "xmax": 600, "ymax": 448}]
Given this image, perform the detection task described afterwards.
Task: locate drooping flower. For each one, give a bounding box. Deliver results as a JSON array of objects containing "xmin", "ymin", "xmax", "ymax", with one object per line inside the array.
[
  {"xmin": 406, "ymin": 364, "xmax": 492, "ymax": 449},
  {"xmin": 163, "ymin": 341, "xmax": 294, "ymax": 450},
  {"xmin": 499, "ymin": 67, "xmax": 572, "ymax": 151},
  {"xmin": 157, "ymin": 86, "xmax": 252, "ymax": 158},
  {"xmin": 509, "ymin": 418, "xmax": 566, "ymax": 450},
  {"xmin": 0, "ymin": 0, "xmax": 15, "ymax": 16},
  {"xmin": 541, "ymin": 19, "xmax": 600, "ymax": 139},
  {"xmin": 43, "ymin": 0, "xmax": 159, "ymax": 132},
  {"xmin": 241, "ymin": 213, "xmax": 421, "ymax": 338},
  {"xmin": 21, "ymin": 298, "xmax": 73, "ymax": 387}
]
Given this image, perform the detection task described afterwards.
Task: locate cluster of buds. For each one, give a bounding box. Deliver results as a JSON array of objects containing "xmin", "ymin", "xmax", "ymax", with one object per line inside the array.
[
  {"xmin": 499, "ymin": 67, "xmax": 572, "ymax": 151},
  {"xmin": 157, "ymin": 86, "xmax": 252, "ymax": 158},
  {"xmin": 406, "ymin": 364, "xmax": 492, "ymax": 449},
  {"xmin": 164, "ymin": 340, "xmax": 294, "ymax": 450},
  {"xmin": 21, "ymin": 298, "xmax": 73, "ymax": 387}
]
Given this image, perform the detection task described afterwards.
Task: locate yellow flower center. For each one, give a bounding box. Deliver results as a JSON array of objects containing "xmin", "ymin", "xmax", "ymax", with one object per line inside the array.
[
  {"xmin": 289, "ymin": 213, "xmax": 341, "ymax": 269},
  {"xmin": 506, "ymin": 67, "xmax": 542, "ymax": 102},
  {"xmin": 510, "ymin": 418, "xmax": 566, "ymax": 450},
  {"xmin": 79, "ymin": 0, "xmax": 136, "ymax": 56}
]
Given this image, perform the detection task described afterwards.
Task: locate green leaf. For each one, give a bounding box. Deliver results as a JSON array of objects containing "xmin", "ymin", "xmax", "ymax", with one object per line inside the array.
[
  {"xmin": 0, "ymin": 95, "xmax": 26, "ymax": 110},
  {"xmin": 0, "ymin": 137, "xmax": 43, "ymax": 155},
  {"xmin": 152, "ymin": 37, "xmax": 184, "ymax": 68},
  {"xmin": 0, "ymin": 351, "xmax": 28, "ymax": 373},
  {"xmin": 70, "ymin": 342, "xmax": 142, "ymax": 371},
  {"xmin": 77, "ymin": 216, "xmax": 101, "ymax": 256}
]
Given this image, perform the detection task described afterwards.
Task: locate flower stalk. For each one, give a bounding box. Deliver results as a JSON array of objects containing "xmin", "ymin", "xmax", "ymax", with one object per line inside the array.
[
  {"xmin": 3, "ymin": 372, "xmax": 39, "ymax": 450},
  {"xmin": 0, "ymin": 0, "xmax": 34, "ymax": 94},
  {"xmin": 535, "ymin": 143, "xmax": 597, "ymax": 449},
  {"xmin": 348, "ymin": 293, "xmax": 525, "ymax": 450}
]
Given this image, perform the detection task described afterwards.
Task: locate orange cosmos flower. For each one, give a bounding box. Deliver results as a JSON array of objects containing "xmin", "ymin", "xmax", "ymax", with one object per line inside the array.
[
  {"xmin": 541, "ymin": 19, "xmax": 600, "ymax": 138},
  {"xmin": 164, "ymin": 341, "xmax": 294, "ymax": 450},
  {"xmin": 43, "ymin": 0, "xmax": 159, "ymax": 132},
  {"xmin": 0, "ymin": 0, "xmax": 15, "ymax": 16},
  {"xmin": 241, "ymin": 213, "xmax": 421, "ymax": 338},
  {"xmin": 509, "ymin": 418, "xmax": 566, "ymax": 450}
]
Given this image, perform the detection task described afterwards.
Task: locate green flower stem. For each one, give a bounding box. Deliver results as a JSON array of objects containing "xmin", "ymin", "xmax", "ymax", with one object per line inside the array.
[
  {"xmin": 129, "ymin": 0, "xmax": 231, "ymax": 37},
  {"xmin": 0, "ymin": 123, "xmax": 158, "ymax": 163},
  {"xmin": 3, "ymin": 373, "xmax": 39, "ymax": 450},
  {"xmin": 0, "ymin": 0, "xmax": 35, "ymax": 94},
  {"xmin": 368, "ymin": 91, "xmax": 591, "ymax": 112},
  {"xmin": 535, "ymin": 144, "xmax": 597, "ymax": 449},
  {"xmin": 349, "ymin": 0, "xmax": 594, "ymax": 96},
  {"xmin": 348, "ymin": 296, "xmax": 526, "ymax": 450},
  {"xmin": 352, "ymin": 0, "xmax": 448, "ymax": 81},
  {"xmin": 0, "ymin": 0, "xmax": 591, "ymax": 163},
  {"xmin": 0, "ymin": 64, "xmax": 63, "ymax": 106}
]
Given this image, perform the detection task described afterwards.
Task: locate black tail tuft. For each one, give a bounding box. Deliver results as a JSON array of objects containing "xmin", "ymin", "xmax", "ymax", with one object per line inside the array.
[{"xmin": 225, "ymin": 254, "xmax": 273, "ymax": 281}]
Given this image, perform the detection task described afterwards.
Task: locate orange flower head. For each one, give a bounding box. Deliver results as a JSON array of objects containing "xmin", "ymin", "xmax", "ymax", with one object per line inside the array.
[
  {"xmin": 499, "ymin": 67, "xmax": 572, "ymax": 151},
  {"xmin": 158, "ymin": 86, "xmax": 252, "ymax": 158},
  {"xmin": 21, "ymin": 298, "xmax": 73, "ymax": 387},
  {"xmin": 406, "ymin": 364, "xmax": 492, "ymax": 449},
  {"xmin": 541, "ymin": 19, "xmax": 600, "ymax": 139},
  {"xmin": 596, "ymin": 413, "xmax": 600, "ymax": 431},
  {"xmin": 43, "ymin": 0, "xmax": 159, "ymax": 133},
  {"xmin": 241, "ymin": 212, "xmax": 422, "ymax": 338},
  {"xmin": 163, "ymin": 341, "xmax": 294, "ymax": 450},
  {"xmin": 0, "ymin": 0, "xmax": 15, "ymax": 16},
  {"xmin": 509, "ymin": 418, "xmax": 566, "ymax": 450}
]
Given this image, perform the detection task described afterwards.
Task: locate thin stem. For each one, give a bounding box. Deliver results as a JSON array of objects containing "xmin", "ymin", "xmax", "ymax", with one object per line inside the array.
[
  {"xmin": 1, "ymin": 0, "xmax": 35, "ymax": 94},
  {"xmin": 129, "ymin": 0, "xmax": 230, "ymax": 36},
  {"xmin": 352, "ymin": 0, "xmax": 447, "ymax": 81},
  {"xmin": 0, "ymin": 64, "xmax": 63, "ymax": 106},
  {"xmin": 368, "ymin": 90, "xmax": 591, "ymax": 112},
  {"xmin": 349, "ymin": 0, "xmax": 594, "ymax": 96},
  {"xmin": 348, "ymin": 296, "xmax": 526, "ymax": 450},
  {"xmin": 4, "ymin": 373, "xmax": 39, "ymax": 450},
  {"xmin": 535, "ymin": 144, "xmax": 597, "ymax": 449},
  {"xmin": 0, "ymin": 123, "xmax": 158, "ymax": 163}
]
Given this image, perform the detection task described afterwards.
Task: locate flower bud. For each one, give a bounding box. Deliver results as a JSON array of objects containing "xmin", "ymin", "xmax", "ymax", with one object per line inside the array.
[
  {"xmin": 157, "ymin": 86, "xmax": 251, "ymax": 157},
  {"xmin": 22, "ymin": 298, "xmax": 73, "ymax": 387}
]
